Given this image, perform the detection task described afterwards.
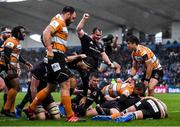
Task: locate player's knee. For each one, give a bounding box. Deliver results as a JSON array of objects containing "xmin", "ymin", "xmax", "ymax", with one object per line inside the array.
[
  {"xmin": 61, "ymin": 79, "xmax": 71, "ymax": 89},
  {"xmin": 70, "ymin": 77, "xmax": 77, "ymax": 89}
]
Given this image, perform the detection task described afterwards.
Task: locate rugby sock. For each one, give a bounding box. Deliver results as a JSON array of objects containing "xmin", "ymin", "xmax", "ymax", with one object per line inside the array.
[
  {"xmin": 4, "ymin": 89, "xmax": 17, "ymax": 110},
  {"xmin": 3, "ymin": 93, "xmax": 7, "ymax": 106},
  {"xmin": 61, "ymin": 96, "xmax": 74, "ymax": 118},
  {"xmin": 123, "ymin": 113, "xmax": 136, "ymax": 122},
  {"xmin": 132, "ymin": 113, "xmax": 136, "ymax": 120},
  {"xmin": 10, "ymin": 100, "xmax": 15, "ymax": 113},
  {"xmin": 29, "ymin": 88, "xmax": 48, "ymax": 110}
]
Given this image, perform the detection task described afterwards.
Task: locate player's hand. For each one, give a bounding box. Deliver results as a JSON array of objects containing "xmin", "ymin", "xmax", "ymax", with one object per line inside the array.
[
  {"xmin": 109, "ymin": 63, "xmax": 115, "ymax": 69},
  {"xmin": 46, "ymin": 45, "xmax": 54, "ymax": 59},
  {"xmin": 46, "ymin": 50, "xmax": 54, "ymax": 59},
  {"xmin": 79, "ymin": 97, "xmax": 86, "ymax": 105},
  {"xmin": 79, "ymin": 54, "xmax": 87, "ymax": 59},
  {"xmin": 83, "ymin": 13, "xmax": 90, "ymax": 20}
]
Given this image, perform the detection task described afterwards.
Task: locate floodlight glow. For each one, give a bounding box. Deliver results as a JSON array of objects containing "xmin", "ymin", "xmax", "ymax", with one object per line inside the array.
[
  {"xmin": 155, "ymin": 32, "xmax": 162, "ymax": 43},
  {"xmin": 0, "ymin": 0, "xmax": 26, "ymax": 2},
  {"xmin": 30, "ymin": 34, "xmax": 41, "ymax": 42}
]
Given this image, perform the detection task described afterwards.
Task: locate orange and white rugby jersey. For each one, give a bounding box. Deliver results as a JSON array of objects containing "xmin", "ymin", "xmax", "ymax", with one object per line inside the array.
[
  {"xmin": 132, "ymin": 44, "xmax": 161, "ymax": 70},
  {"xmin": 0, "ymin": 37, "xmax": 21, "ymax": 67},
  {"xmin": 101, "ymin": 82, "xmax": 134, "ymax": 98},
  {"xmin": 49, "ymin": 14, "xmax": 68, "ymax": 53}
]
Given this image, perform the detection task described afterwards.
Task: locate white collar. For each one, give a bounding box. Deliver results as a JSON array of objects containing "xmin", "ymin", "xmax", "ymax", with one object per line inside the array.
[
  {"xmin": 56, "ymin": 14, "xmax": 64, "ymax": 22},
  {"xmin": 136, "ymin": 44, "xmax": 140, "ymax": 52}
]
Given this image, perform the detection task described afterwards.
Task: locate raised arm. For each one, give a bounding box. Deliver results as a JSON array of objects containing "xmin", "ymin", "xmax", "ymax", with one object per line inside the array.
[{"xmin": 76, "ymin": 13, "xmax": 89, "ymax": 38}]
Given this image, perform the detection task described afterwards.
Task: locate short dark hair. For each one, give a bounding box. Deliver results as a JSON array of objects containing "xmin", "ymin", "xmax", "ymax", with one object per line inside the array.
[
  {"xmin": 134, "ymin": 81, "xmax": 147, "ymax": 96},
  {"xmin": 89, "ymin": 71, "xmax": 99, "ymax": 79},
  {"xmin": 92, "ymin": 27, "xmax": 102, "ymax": 34},
  {"xmin": 126, "ymin": 35, "xmax": 139, "ymax": 44},
  {"xmin": 62, "ymin": 6, "xmax": 75, "ymax": 14},
  {"xmin": 12, "ymin": 26, "xmax": 25, "ymax": 39}
]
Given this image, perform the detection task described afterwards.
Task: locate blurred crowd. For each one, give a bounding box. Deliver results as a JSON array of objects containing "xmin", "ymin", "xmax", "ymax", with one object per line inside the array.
[{"xmin": 20, "ymin": 41, "xmax": 180, "ymax": 87}]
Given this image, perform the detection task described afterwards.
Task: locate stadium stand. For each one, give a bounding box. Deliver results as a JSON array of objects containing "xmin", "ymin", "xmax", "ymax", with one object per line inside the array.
[{"xmin": 19, "ymin": 42, "xmax": 179, "ymax": 90}]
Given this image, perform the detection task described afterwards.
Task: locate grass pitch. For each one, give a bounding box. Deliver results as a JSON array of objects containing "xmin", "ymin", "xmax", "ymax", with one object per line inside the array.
[{"xmin": 0, "ymin": 92, "xmax": 180, "ymax": 126}]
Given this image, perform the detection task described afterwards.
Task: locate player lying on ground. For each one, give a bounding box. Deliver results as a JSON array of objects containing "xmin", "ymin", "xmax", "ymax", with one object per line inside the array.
[
  {"xmin": 92, "ymin": 96, "xmax": 168, "ymax": 122},
  {"xmin": 86, "ymin": 80, "xmax": 146, "ymax": 116}
]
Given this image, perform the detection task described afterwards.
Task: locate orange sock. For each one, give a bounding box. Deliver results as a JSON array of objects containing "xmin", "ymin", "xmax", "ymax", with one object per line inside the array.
[
  {"xmin": 29, "ymin": 88, "xmax": 48, "ymax": 110},
  {"xmin": 61, "ymin": 96, "xmax": 74, "ymax": 118},
  {"xmin": 10, "ymin": 100, "xmax": 15, "ymax": 113},
  {"xmin": 4, "ymin": 88, "xmax": 17, "ymax": 110}
]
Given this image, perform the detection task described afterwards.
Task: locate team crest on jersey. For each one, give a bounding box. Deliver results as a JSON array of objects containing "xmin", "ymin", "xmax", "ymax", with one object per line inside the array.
[
  {"xmin": 51, "ymin": 62, "xmax": 61, "ymax": 72},
  {"xmin": 6, "ymin": 42, "xmax": 14, "ymax": 48},
  {"xmin": 50, "ymin": 20, "xmax": 59, "ymax": 29}
]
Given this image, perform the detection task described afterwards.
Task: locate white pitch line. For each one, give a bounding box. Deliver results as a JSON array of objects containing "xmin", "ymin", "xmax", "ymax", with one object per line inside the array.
[
  {"xmin": 169, "ymin": 110, "xmax": 180, "ymax": 113},
  {"xmin": 0, "ymin": 118, "xmax": 18, "ymax": 121}
]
